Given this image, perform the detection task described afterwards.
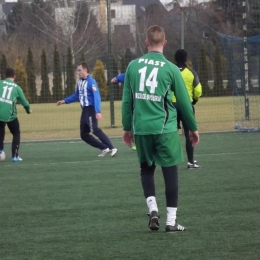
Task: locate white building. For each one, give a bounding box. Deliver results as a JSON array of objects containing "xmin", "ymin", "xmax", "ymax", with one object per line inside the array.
[{"xmin": 110, "ymin": 4, "xmax": 136, "ymax": 52}]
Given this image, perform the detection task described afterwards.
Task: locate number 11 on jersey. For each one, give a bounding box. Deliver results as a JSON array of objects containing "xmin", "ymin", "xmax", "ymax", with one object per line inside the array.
[{"xmin": 1, "ymin": 86, "xmax": 13, "ymax": 100}]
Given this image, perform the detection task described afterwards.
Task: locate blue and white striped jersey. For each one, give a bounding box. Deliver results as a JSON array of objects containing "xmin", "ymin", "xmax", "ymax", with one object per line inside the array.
[{"xmin": 64, "ymin": 75, "xmax": 101, "ymax": 113}]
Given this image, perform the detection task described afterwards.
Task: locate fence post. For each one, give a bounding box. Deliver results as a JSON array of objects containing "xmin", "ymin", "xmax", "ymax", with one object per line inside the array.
[
  {"xmin": 107, "ymin": 0, "xmax": 115, "ymax": 127},
  {"xmin": 243, "ymin": 0, "xmax": 250, "ymax": 120}
]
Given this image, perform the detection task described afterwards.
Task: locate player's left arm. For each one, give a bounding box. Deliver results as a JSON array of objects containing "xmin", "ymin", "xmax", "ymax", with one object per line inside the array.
[
  {"xmin": 191, "ymin": 69, "xmax": 202, "ymax": 105},
  {"xmin": 90, "ymin": 78, "xmax": 101, "ymax": 114},
  {"xmin": 17, "ymin": 87, "xmax": 31, "ymax": 114}
]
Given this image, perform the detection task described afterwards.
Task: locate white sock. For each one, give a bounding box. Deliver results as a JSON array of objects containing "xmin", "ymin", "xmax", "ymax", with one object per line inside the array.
[
  {"xmin": 166, "ymin": 207, "xmax": 177, "ymax": 226},
  {"xmin": 146, "ymin": 196, "xmax": 158, "ymax": 213}
]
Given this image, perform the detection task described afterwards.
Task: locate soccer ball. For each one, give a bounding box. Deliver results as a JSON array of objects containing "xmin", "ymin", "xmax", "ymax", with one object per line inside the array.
[{"xmin": 0, "ymin": 151, "xmax": 6, "ymax": 161}]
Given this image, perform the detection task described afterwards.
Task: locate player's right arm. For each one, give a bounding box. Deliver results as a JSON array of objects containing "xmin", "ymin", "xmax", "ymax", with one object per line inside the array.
[
  {"xmin": 121, "ymin": 69, "xmax": 134, "ymax": 146},
  {"xmin": 17, "ymin": 87, "xmax": 31, "ymax": 114},
  {"xmin": 57, "ymin": 84, "xmax": 79, "ymax": 105},
  {"xmin": 121, "ymin": 69, "xmax": 132, "ymax": 132}
]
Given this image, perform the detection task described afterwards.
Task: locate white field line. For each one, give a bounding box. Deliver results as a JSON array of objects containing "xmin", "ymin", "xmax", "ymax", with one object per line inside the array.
[
  {"xmin": 1, "ymin": 150, "xmax": 259, "ymax": 168},
  {"xmin": 4, "ymin": 131, "xmax": 249, "ymax": 144}
]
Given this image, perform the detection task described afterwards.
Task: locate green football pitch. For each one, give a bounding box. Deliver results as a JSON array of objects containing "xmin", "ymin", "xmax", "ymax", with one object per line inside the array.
[{"xmin": 0, "ymin": 132, "xmax": 260, "ymax": 260}]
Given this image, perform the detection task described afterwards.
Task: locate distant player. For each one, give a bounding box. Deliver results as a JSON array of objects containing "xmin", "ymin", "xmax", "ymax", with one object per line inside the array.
[
  {"xmin": 111, "ymin": 74, "xmax": 125, "ymax": 84},
  {"xmin": 57, "ymin": 62, "xmax": 117, "ymax": 157},
  {"xmin": 0, "ymin": 68, "xmax": 32, "ymax": 162},
  {"xmin": 172, "ymin": 49, "xmax": 202, "ymax": 169},
  {"xmin": 122, "ymin": 25, "xmax": 199, "ymax": 232}
]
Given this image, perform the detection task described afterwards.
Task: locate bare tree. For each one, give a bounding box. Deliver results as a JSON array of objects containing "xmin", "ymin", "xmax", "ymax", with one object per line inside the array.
[
  {"xmin": 0, "ymin": 0, "xmax": 106, "ymax": 100},
  {"xmin": 25, "ymin": 0, "xmax": 105, "ymax": 65},
  {"xmin": 136, "ymin": 3, "xmax": 167, "ymax": 56}
]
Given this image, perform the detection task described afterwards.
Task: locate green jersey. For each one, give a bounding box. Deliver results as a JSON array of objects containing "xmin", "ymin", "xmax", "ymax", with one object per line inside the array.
[
  {"xmin": 122, "ymin": 52, "xmax": 197, "ymax": 135},
  {"xmin": 0, "ymin": 79, "xmax": 30, "ymax": 122}
]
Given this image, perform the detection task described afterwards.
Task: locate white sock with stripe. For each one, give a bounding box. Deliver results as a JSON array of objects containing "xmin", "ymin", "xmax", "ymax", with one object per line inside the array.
[
  {"xmin": 146, "ymin": 196, "xmax": 158, "ymax": 214},
  {"xmin": 166, "ymin": 207, "xmax": 177, "ymax": 226}
]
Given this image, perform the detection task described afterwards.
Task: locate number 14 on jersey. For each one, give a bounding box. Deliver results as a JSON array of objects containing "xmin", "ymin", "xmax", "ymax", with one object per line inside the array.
[{"xmin": 138, "ymin": 66, "xmax": 159, "ymax": 94}]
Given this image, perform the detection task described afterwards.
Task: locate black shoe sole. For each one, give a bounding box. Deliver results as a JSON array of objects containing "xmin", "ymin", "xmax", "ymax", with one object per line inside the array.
[{"xmin": 149, "ymin": 217, "xmax": 159, "ymax": 231}]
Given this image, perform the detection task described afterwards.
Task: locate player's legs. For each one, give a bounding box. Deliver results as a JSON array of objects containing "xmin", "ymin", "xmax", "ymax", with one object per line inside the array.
[
  {"xmin": 0, "ymin": 121, "xmax": 6, "ymax": 152},
  {"xmin": 135, "ymin": 136, "xmax": 156, "ymax": 199},
  {"xmin": 141, "ymin": 162, "xmax": 159, "ymax": 231},
  {"xmin": 162, "ymin": 165, "xmax": 178, "ymax": 208},
  {"xmin": 80, "ymin": 107, "xmax": 107, "ymax": 150},
  {"xmin": 141, "ymin": 162, "xmax": 156, "ymax": 199},
  {"xmin": 182, "ymin": 119, "xmax": 194, "ymax": 164},
  {"xmin": 135, "ymin": 135, "xmax": 159, "ymax": 230},
  {"xmin": 154, "ymin": 132, "xmax": 186, "ymax": 232},
  {"xmin": 174, "ymin": 102, "xmax": 194, "ymax": 163},
  {"xmin": 162, "ymin": 166, "xmax": 178, "ymax": 228},
  {"xmin": 182, "ymin": 106, "xmax": 200, "ymax": 168},
  {"xmin": 7, "ymin": 118, "xmax": 20, "ymax": 158},
  {"xmin": 86, "ymin": 106, "xmax": 115, "ymax": 150},
  {"xmin": 91, "ymin": 119, "xmax": 114, "ymax": 150}
]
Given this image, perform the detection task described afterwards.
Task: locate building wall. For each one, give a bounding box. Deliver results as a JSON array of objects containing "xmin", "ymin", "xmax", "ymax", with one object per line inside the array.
[
  {"xmin": 111, "ymin": 5, "xmax": 135, "ymax": 34},
  {"xmin": 98, "ymin": 0, "xmax": 107, "ymax": 33},
  {"xmin": 111, "ymin": 5, "xmax": 136, "ymax": 52}
]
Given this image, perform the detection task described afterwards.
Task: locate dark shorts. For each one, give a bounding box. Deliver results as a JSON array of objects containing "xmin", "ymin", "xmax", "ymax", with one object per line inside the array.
[
  {"xmin": 80, "ymin": 106, "xmax": 98, "ymax": 133},
  {"xmin": 134, "ymin": 132, "xmax": 183, "ymax": 167}
]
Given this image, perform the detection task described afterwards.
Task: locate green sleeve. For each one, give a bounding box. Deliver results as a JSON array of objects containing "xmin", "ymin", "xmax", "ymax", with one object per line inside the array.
[
  {"xmin": 17, "ymin": 87, "xmax": 30, "ymax": 113},
  {"xmin": 171, "ymin": 66, "xmax": 198, "ymax": 131},
  {"xmin": 121, "ymin": 66, "xmax": 133, "ymax": 131}
]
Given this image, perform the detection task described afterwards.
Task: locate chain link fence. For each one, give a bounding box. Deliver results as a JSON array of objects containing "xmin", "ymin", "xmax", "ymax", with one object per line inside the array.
[{"xmin": 0, "ymin": 0, "xmax": 259, "ymax": 140}]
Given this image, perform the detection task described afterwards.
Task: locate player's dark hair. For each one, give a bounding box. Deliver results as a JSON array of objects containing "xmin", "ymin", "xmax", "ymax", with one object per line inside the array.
[
  {"xmin": 5, "ymin": 68, "xmax": 15, "ymax": 78},
  {"xmin": 175, "ymin": 49, "xmax": 187, "ymax": 64},
  {"xmin": 78, "ymin": 62, "xmax": 90, "ymax": 73}
]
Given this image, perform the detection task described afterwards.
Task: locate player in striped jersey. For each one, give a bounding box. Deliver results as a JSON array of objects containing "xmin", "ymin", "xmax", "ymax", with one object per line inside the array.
[{"xmin": 57, "ymin": 62, "xmax": 117, "ymax": 157}]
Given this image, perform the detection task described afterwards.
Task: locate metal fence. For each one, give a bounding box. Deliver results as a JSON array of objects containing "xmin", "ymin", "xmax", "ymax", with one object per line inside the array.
[{"xmin": 0, "ymin": 0, "xmax": 259, "ymax": 141}]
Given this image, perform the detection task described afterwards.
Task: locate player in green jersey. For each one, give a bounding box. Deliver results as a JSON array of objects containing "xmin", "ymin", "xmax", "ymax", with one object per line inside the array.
[
  {"xmin": 0, "ymin": 68, "xmax": 31, "ymax": 162},
  {"xmin": 122, "ymin": 25, "xmax": 199, "ymax": 232}
]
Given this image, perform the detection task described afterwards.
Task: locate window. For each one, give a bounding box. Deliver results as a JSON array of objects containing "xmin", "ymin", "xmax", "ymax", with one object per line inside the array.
[
  {"xmin": 111, "ymin": 9, "xmax": 116, "ymax": 18},
  {"xmin": 114, "ymin": 25, "xmax": 130, "ymax": 34}
]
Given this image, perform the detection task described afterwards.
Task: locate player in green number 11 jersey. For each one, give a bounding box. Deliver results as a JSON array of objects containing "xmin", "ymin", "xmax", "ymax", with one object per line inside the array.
[
  {"xmin": 122, "ymin": 25, "xmax": 199, "ymax": 232},
  {"xmin": 0, "ymin": 68, "xmax": 31, "ymax": 162}
]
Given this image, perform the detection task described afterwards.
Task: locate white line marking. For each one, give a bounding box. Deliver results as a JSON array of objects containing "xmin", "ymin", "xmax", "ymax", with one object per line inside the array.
[{"xmin": 1, "ymin": 150, "xmax": 259, "ymax": 168}]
